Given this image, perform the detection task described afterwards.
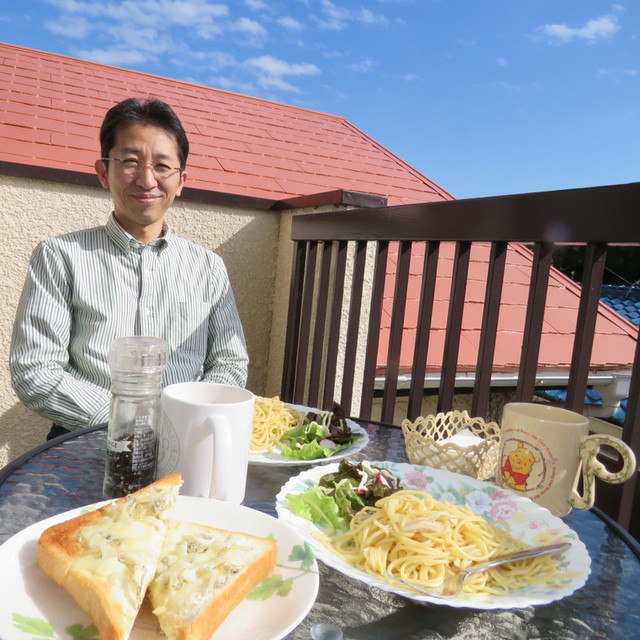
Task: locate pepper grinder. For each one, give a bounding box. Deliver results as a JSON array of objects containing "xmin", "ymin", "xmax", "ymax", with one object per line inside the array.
[{"xmin": 103, "ymin": 336, "xmax": 167, "ymax": 499}]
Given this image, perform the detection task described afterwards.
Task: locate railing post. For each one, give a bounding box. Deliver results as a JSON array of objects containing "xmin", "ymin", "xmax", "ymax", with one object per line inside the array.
[
  {"xmin": 281, "ymin": 241, "xmax": 307, "ymax": 403},
  {"xmin": 438, "ymin": 241, "xmax": 471, "ymax": 412},
  {"xmin": 517, "ymin": 242, "xmax": 553, "ymax": 401},
  {"xmin": 360, "ymin": 241, "xmax": 389, "ymax": 420},
  {"xmin": 381, "ymin": 241, "xmax": 412, "ymax": 423},
  {"xmin": 340, "ymin": 241, "xmax": 368, "ymax": 414},
  {"xmin": 619, "ymin": 332, "xmax": 640, "ymax": 535},
  {"xmin": 408, "ymin": 242, "xmax": 440, "ymax": 420},
  {"xmin": 472, "ymin": 241, "xmax": 507, "ymax": 418}
]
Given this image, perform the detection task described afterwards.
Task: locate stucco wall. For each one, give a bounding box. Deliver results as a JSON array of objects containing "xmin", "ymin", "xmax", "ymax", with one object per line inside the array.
[{"xmin": 0, "ymin": 175, "xmax": 286, "ymax": 467}]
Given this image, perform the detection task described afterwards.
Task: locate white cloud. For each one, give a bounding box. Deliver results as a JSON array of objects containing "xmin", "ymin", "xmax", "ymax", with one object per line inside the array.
[
  {"xmin": 210, "ymin": 75, "xmax": 258, "ymax": 93},
  {"xmin": 321, "ymin": 49, "xmax": 345, "ymax": 59},
  {"xmin": 231, "ymin": 16, "xmax": 267, "ymax": 38},
  {"xmin": 538, "ymin": 14, "xmax": 620, "ymax": 44},
  {"xmin": 245, "ymin": 54, "xmax": 320, "ymax": 77},
  {"xmin": 494, "ymin": 81, "xmax": 523, "ymax": 94},
  {"xmin": 315, "ymin": 0, "xmax": 348, "ymax": 29},
  {"xmin": 156, "ymin": 0, "xmax": 228, "ymax": 25},
  {"xmin": 180, "ymin": 49, "xmax": 237, "ymax": 70},
  {"xmin": 598, "ymin": 67, "xmax": 639, "ymax": 80},
  {"xmin": 106, "ymin": 25, "xmax": 167, "ymax": 53},
  {"xmin": 357, "ymin": 8, "xmax": 388, "ymax": 26},
  {"xmin": 244, "ymin": 0, "xmax": 267, "ymax": 9},
  {"xmin": 348, "ymin": 57, "xmax": 375, "ymax": 73},
  {"xmin": 43, "ymin": 0, "xmax": 109, "ymax": 17},
  {"xmin": 315, "ymin": 0, "xmax": 388, "ymax": 30},
  {"xmin": 277, "ymin": 16, "xmax": 305, "ymax": 30},
  {"xmin": 44, "ymin": 0, "xmax": 229, "ymax": 30},
  {"xmin": 45, "ymin": 16, "xmax": 91, "ymax": 38},
  {"xmin": 244, "ymin": 54, "xmax": 320, "ymax": 92},
  {"xmin": 256, "ymin": 75, "xmax": 300, "ymax": 92},
  {"xmin": 497, "ymin": 57, "xmax": 508, "ymax": 67},
  {"xmin": 484, "ymin": 79, "xmax": 541, "ymax": 95},
  {"xmin": 76, "ymin": 47, "xmax": 150, "ymax": 66},
  {"xmin": 42, "ymin": 0, "xmax": 231, "ymax": 64}
]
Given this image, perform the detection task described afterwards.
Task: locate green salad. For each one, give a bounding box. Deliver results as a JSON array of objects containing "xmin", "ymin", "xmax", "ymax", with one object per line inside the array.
[
  {"xmin": 278, "ymin": 404, "xmax": 361, "ymax": 460},
  {"xmin": 286, "ymin": 460, "xmax": 403, "ymax": 534}
]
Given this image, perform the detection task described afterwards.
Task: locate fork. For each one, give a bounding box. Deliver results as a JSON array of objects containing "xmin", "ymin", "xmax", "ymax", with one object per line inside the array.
[{"xmin": 384, "ymin": 540, "xmax": 572, "ymax": 597}]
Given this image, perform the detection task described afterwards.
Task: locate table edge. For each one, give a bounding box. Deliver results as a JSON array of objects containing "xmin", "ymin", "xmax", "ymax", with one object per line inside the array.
[{"xmin": 0, "ymin": 424, "xmax": 106, "ymax": 488}]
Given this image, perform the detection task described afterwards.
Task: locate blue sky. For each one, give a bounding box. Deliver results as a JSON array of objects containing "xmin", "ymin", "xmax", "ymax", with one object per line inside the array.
[{"xmin": 1, "ymin": 1, "xmax": 638, "ymax": 199}]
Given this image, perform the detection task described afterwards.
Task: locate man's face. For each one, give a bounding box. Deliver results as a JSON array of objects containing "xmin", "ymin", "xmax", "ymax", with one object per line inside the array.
[{"xmin": 95, "ymin": 123, "xmax": 187, "ymax": 241}]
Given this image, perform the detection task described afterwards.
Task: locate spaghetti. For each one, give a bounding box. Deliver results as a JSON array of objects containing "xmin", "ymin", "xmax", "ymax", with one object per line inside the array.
[
  {"xmin": 251, "ymin": 396, "xmax": 304, "ymax": 452},
  {"xmin": 327, "ymin": 489, "xmax": 561, "ymax": 595}
]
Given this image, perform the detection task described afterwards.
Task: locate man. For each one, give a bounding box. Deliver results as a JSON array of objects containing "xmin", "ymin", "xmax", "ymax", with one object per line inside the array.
[{"xmin": 10, "ymin": 97, "xmax": 249, "ymax": 439}]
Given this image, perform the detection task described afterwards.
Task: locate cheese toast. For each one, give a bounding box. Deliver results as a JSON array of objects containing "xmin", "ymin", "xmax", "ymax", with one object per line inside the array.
[
  {"xmin": 149, "ymin": 520, "xmax": 278, "ymax": 640},
  {"xmin": 37, "ymin": 474, "xmax": 183, "ymax": 640}
]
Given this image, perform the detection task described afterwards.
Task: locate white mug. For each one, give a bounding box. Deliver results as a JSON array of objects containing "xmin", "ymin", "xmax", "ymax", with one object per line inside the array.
[
  {"xmin": 157, "ymin": 382, "xmax": 255, "ymax": 503},
  {"xmin": 498, "ymin": 402, "xmax": 636, "ymax": 517}
]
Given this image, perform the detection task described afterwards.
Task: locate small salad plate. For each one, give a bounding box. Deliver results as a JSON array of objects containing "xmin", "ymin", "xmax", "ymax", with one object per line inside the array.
[{"xmin": 249, "ymin": 406, "xmax": 369, "ymax": 467}]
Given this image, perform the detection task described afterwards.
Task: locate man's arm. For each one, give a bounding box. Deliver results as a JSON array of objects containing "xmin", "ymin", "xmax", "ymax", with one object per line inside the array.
[
  {"xmin": 10, "ymin": 241, "xmax": 111, "ymax": 430},
  {"xmin": 201, "ymin": 258, "xmax": 249, "ymax": 388}
]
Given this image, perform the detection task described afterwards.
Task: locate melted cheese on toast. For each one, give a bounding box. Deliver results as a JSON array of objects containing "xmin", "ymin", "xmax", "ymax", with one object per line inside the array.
[
  {"xmin": 149, "ymin": 521, "xmax": 277, "ymax": 640},
  {"xmin": 37, "ymin": 475, "xmax": 182, "ymax": 640}
]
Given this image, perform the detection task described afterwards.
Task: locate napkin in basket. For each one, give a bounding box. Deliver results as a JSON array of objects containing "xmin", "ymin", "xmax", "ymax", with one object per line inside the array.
[{"xmin": 401, "ymin": 410, "xmax": 501, "ymax": 480}]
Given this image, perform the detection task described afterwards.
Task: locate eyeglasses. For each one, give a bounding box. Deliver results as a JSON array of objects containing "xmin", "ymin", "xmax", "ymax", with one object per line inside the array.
[{"xmin": 101, "ymin": 157, "xmax": 184, "ymax": 179}]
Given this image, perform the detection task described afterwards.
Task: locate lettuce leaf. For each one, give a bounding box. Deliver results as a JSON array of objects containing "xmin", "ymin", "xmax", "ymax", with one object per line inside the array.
[
  {"xmin": 279, "ymin": 439, "xmax": 334, "ymax": 460},
  {"xmin": 277, "ymin": 421, "xmax": 360, "ymax": 460},
  {"xmin": 285, "ymin": 486, "xmax": 350, "ymax": 534},
  {"xmin": 333, "ymin": 478, "xmax": 366, "ymax": 517},
  {"xmin": 286, "ymin": 462, "xmax": 404, "ymax": 536},
  {"xmin": 279, "ymin": 422, "xmax": 325, "ymax": 447}
]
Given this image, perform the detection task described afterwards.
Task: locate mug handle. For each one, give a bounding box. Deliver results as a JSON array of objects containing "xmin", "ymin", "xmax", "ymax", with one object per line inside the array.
[
  {"xmin": 569, "ymin": 435, "xmax": 637, "ymax": 511},
  {"xmin": 205, "ymin": 414, "xmax": 234, "ymax": 501}
]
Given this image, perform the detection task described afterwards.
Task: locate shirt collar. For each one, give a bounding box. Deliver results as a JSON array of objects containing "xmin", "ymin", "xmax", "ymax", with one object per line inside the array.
[{"xmin": 105, "ymin": 214, "xmax": 171, "ymax": 254}]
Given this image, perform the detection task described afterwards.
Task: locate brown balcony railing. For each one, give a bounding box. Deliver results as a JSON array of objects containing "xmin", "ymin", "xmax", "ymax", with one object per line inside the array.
[{"xmin": 281, "ymin": 181, "xmax": 640, "ymax": 537}]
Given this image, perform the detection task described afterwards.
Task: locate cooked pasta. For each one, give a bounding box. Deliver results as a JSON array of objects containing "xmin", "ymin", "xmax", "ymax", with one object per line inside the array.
[
  {"xmin": 251, "ymin": 396, "xmax": 304, "ymax": 452},
  {"xmin": 327, "ymin": 489, "xmax": 561, "ymax": 596}
]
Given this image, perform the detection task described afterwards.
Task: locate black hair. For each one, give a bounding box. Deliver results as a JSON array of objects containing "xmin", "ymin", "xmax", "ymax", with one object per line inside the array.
[{"xmin": 99, "ymin": 97, "xmax": 189, "ymax": 168}]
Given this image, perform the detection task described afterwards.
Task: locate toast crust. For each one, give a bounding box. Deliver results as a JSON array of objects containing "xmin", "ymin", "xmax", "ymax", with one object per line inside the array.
[
  {"xmin": 37, "ymin": 474, "xmax": 182, "ymax": 640},
  {"xmin": 37, "ymin": 475, "xmax": 277, "ymax": 640},
  {"xmin": 150, "ymin": 521, "xmax": 278, "ymax": 640}
]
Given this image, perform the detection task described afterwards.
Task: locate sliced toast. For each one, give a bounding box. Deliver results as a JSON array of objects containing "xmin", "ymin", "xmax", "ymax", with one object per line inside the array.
[
  {"xmin": 37, "ymin": 474, "xmax": 183, "ymax": 640},
  {"xmin": 149, "ymin": 520, "xmax": 278, "ymax": 640}
]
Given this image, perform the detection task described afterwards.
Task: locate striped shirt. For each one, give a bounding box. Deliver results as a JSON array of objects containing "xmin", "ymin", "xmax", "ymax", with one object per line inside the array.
[{"xmin": 10, "ymin": 214, "xmax": 249, "ymax": 430}]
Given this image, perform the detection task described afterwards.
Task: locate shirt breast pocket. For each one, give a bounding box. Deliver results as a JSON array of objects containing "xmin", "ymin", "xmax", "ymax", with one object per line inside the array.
[{"xmin": 169, "ymin": 301, "xmax": 210, "ymax": 359}]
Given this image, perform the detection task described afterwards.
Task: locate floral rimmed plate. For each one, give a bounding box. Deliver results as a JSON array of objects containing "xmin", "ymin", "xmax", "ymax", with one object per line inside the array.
[
  {"xmin": 276, "ymin": 461, "xmax": 591, "ymax": 610},
  {"xmin": 249, "ymin": 405, "xmax": 369, "ymax": 466},
  {"xmin": 0, "ymin": 496, "xmax": 319, "ymax": 640}
]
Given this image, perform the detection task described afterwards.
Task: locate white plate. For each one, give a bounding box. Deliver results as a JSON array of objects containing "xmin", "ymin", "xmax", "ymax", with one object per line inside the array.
[
  {"xmin": 249, "ymin": 405, "xmax": 369, "ymax": 466},
  {"xmin": 0, "ymin": 496, "xmax": 319, "ymax": 640},
  {"xmin": 276, "ymin": 461, "xmax": 591, "ymax": 610}
]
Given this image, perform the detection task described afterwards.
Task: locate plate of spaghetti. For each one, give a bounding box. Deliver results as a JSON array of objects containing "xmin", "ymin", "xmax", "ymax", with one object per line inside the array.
[
  {"xmin": 275, "ymin": 461, "xmax": 591, "ymax": 609},
  {"xmin": 249, "ymin": 397, "xmax": 368, "ymax": 466}
]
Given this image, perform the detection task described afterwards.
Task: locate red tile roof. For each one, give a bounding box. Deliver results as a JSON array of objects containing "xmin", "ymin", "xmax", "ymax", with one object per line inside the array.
[
  {"xmin": 0, "ymin": 43, "xmax": 452, "ymax": 206},
  {"xmin": 1, "ymin": 43, "xmax": 635, "ymax": 375},
  {"xmin": 378, "ymin": 243, "xmax": 638, "ymax": 373}
]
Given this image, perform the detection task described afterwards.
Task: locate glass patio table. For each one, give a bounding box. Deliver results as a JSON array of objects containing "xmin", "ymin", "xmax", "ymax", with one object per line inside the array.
[{"xmin": 0, "ymin": 419, "xmax": 639, "ymax": 640}]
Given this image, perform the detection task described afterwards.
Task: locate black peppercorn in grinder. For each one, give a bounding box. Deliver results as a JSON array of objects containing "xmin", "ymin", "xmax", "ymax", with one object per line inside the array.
[{"xmin": 103, "ymin": 336, "xmax": 167, "ymax": 499}]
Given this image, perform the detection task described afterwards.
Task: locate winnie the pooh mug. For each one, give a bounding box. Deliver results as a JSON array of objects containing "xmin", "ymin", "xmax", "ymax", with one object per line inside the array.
[
  {"xmin": 157, "ymin": 382, "xmax": 255, "ymax": 502},
  {"xmin": 498, "ymin": 402, "xmax": 636, "ymax": 517}
]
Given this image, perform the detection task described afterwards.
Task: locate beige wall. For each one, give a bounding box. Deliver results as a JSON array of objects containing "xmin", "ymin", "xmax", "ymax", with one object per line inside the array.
[{"xmin": 0, "ymin": 174, "xmax": 305, "ymax": 467}]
